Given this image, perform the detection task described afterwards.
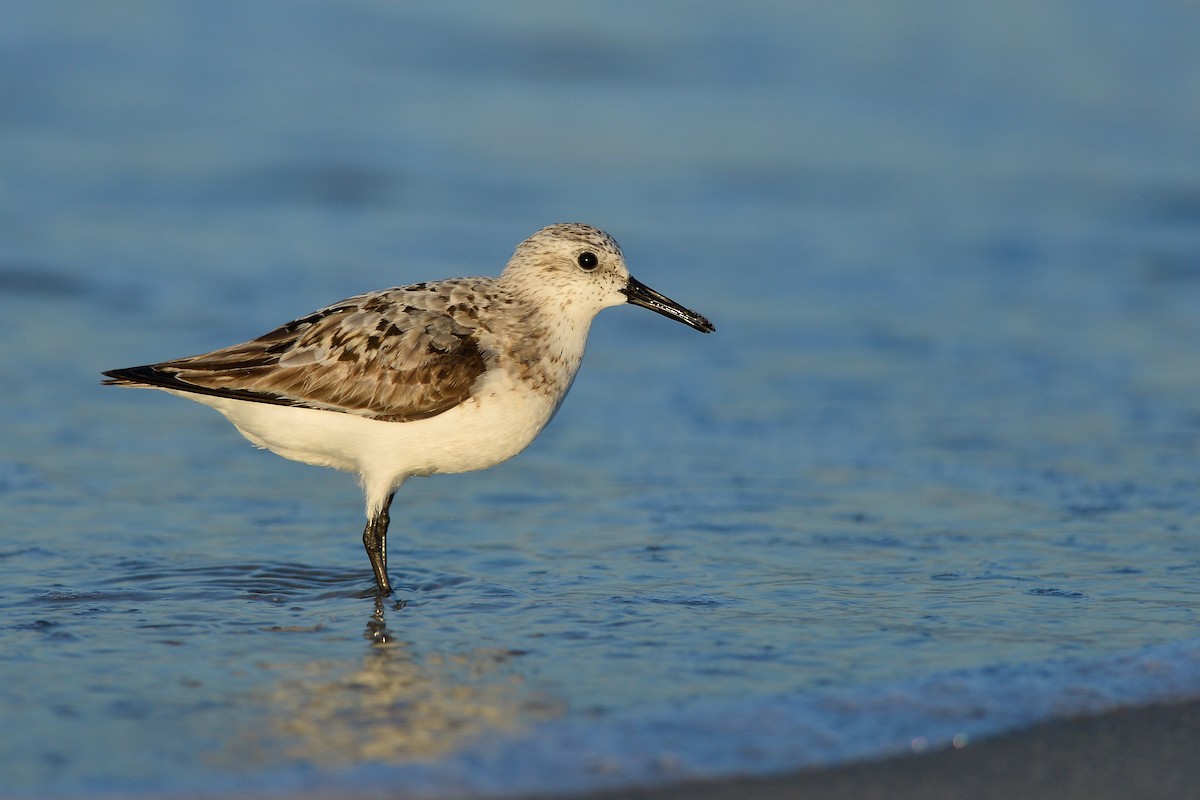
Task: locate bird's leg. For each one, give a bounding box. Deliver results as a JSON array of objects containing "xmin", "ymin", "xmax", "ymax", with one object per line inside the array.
[{"xmin": 363, "ymin": 492, "xmax": 395, "ymax": 595}]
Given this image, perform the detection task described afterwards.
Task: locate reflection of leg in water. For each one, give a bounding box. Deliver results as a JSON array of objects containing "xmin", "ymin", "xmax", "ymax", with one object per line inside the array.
[{"xmin": 365, "ymin": 595, "xmax": 405, "ymax": 645}]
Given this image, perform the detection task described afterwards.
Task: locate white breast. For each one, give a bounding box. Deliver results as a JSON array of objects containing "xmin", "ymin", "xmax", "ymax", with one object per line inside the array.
[{"xmin": 165, "ymin": 363, "xmax": 562, "ymax": 502}]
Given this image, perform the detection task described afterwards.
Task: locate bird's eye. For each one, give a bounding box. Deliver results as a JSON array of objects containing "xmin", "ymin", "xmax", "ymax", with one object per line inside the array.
[{"xmin": 577, "ymin": 251, "xmax": 599, "ymax": 271}]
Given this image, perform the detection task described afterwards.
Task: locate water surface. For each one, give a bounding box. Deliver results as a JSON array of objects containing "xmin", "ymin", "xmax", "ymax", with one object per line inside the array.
[{"xmin": 2, "ymin": 2, "xmax": 1200, "ymax": 797}]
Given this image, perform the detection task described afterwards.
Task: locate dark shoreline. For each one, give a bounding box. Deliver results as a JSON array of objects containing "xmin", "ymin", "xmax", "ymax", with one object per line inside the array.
[{"xmin": 516, "ymin": 696, "xmax": 1200, "ymax": 800}]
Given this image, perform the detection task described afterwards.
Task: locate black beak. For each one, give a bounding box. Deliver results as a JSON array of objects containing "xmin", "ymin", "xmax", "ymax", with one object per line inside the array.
[{"xmin": 621, "ymin": 276, "xmax": 715, "ymax": 333}]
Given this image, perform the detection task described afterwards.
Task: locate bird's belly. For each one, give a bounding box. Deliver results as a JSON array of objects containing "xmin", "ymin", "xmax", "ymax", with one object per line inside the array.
[{"xmin": 179, "ymin": 380, "xmax": 561, "ymax": 480}]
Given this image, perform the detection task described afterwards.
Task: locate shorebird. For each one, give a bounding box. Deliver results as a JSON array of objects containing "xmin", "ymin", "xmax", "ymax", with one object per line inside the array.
[{"xmin": 103, "ymin": 223, "xmax": 714, "ymax": 594}]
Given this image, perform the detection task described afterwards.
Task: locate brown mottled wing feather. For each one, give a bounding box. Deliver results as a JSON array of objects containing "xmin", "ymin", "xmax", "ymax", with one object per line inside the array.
[{"xmin": 103, "ymin": 282, "xmax": 491, "ymax": 422}]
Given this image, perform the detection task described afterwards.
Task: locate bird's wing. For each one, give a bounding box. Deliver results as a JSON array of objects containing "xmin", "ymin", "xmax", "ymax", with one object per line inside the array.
[{"xmin": 102, "ymin": 281, "xmax": 493, "ymax": 422}]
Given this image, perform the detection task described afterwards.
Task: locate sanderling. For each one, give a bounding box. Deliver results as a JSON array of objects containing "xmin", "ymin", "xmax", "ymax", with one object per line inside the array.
[{"xmin": 104, "ymin": 223, "xmax": 714, "ymax": 594}]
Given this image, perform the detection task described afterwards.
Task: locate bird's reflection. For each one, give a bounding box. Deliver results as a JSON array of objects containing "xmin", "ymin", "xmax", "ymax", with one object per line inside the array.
[
  {"xmin": 228, "ymin": 599, "xmax": 561, "ymax": 767},
  {"xmin": 364, "ymin": 596, "xmax": 405, "ymax": 645}
]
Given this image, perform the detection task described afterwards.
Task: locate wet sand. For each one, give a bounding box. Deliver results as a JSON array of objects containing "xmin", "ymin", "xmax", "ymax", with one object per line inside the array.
[{"xmin": 529, "ymin": 697, "xmax": 1200, "ymax": 800}]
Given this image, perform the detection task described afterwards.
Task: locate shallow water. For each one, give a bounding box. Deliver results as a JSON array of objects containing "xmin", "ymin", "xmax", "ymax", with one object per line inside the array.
[{"xmin": 3, "ymin": 1, "xmax": 1200, "ymax": 797}]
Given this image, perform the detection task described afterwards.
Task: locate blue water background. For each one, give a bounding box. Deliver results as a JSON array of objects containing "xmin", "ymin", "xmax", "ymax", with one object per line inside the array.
[{"xmin": 3, "ymin": 1, "xmax": 1200, "ymax": 796}]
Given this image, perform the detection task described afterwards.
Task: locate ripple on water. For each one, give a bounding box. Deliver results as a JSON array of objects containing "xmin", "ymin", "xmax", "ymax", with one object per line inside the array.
[{"xmin": 606, "ymin": 593, "xmax": 737, "ymax": 608}]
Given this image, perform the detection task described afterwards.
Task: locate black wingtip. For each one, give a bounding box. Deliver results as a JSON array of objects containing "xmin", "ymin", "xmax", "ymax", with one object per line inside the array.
[
  {"xmin": 102, "ymin": 363, "xmax": 306, "ymax": 409},
  {"xmin": 102, "ymin": 365, "xmax": 168, "ymax": 387}
]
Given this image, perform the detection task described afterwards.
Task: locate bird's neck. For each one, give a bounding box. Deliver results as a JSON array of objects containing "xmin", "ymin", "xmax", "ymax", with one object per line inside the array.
[{"xmin": 500, "ymin": 299, "xmax": 591, "ymax": 400}]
